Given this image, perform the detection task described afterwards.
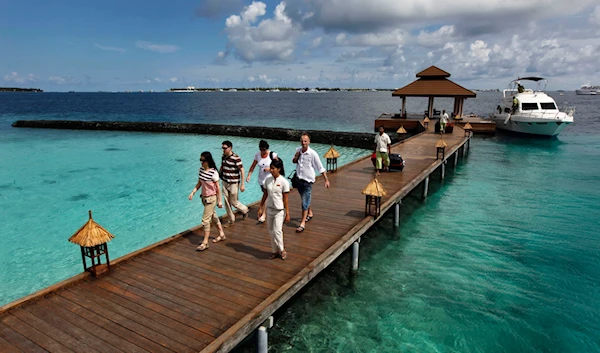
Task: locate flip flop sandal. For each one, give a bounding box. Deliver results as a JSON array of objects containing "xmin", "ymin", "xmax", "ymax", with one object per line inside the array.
[
  {"xmin": 280, "ymin": 251, "xmax": 288, "ymax": 260},
  {"xmin": 196, "ymin": 242, "xmax": 209, "ymax": 251},
  {"xmin": 296, "ymin": 226, "xmax": 305, "ymax": 233},
  {"xmin": 269, "ymin": 252, "xmax": 279, "ymax": 259},
  {"xmin": 305, "ymin": 215, "xmax": 313, "ymax": 222},
  {"xmin": 213, "ymin": 235, "xmax": 226, "ymax": 243}
]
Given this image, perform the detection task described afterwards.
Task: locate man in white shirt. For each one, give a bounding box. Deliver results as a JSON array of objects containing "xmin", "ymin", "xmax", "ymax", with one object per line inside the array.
[
  {"xmin": 292, "ymin": 133, "xmax": 330, "ymax": 233},
  {"xmin": 440, "ymin": 110, "xmax": 449, "ymax": 133},
  {"xmin": 374, "ymin": 126, "xmax": 391, "ymax": 176}
]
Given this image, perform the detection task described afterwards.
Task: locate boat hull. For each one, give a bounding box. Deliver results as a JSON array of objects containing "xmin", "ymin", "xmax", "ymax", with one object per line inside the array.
[
  {"xmin": 575, "ymin": 89, "xmax": 597, "ymax": 95},
  {"xmin": 491, "ymin": 115, "xmax": 572, "ymax": 136}
]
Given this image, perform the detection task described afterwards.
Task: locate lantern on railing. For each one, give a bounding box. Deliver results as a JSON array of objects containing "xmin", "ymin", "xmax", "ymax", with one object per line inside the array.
[
  {"xmin": 463, "ymin": 122, "xmax": 473, "ymax": 137},
  {"xmin": 362, "ymin": 178, "xmax": 387, "ymax": 217},
  {"xmin": 324, "ymin": 145, "xmax": 341, "ymax": 173},
  {"xmin": 423, "ymin": 117, "xmax": 430, "ymax": 129},
  {"xmin": 68, "ymin": 210, "xmax": 115, "ymax": 277},
  {"xmin": 436, "ymin": 137, "xmax": 448, "ymax": 160}
]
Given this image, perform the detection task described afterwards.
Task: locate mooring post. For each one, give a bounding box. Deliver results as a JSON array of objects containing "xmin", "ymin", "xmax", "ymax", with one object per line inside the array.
[
  {"xmin": 351, "ymin": 238, "xmax": 360, "ymax": 272},
  {"xmin": 394, "ymin": 201, "xmax": 401, "ymax": 228},
  {"xmin": 257, "ymin": 316, "xmax": 274, "ymax": 353},
  {"xmin": 441, "ymin": 162, "xmax": 445, "ymax": 179},
  {"xmin": 423, "ymin": 176, "xmax": 429, "ymax": 199}
]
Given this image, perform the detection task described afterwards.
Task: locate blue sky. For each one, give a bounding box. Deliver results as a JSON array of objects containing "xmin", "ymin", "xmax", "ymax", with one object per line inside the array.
[{"xmin": 2, "ymin": 0, "xmax": 599, "ymax": 91}]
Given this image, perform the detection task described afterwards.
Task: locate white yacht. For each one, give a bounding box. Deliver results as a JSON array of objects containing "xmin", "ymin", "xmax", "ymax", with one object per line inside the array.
[
  {"xmin": 575, "ymin": 84, "xmax": 599, "ymax": 95},
  {"xmin": 170, "ymin": 86, "xmax": 196, "ymax": 92},
  {"xmin": 491, "ymin": 77, "xmax": 574, "ymax": 137}
]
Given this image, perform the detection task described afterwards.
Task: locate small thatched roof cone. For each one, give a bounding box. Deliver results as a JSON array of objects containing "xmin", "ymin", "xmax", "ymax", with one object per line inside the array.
[
  {"xmin": 362, "ymin": 178, "xmax": 387, "ymax": 197},
  {"xmin": 323, "ymin": 146, "xmax": 341, "ymax": 158},
  {"xmin": 68, "ymin": 210, "xmax": 115, "ymax": 247},
  {"xmin": 397, "ymin": 125, "xmax": 407, "ymax": 134},
  {"xmin": 436, "ymin": 137, "xmax": 448, "ymax": 148},
  {"xmin": 464, "ymin": 122, "xmax": 473, "ymax": 130},
  {"xmin": 423, "ymin": 117, "xmax": 430, "ymax": 123}
]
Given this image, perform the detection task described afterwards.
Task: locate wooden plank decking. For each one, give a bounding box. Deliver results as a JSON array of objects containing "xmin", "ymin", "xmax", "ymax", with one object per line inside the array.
[{"xmin": 0, "ymin": 125, "xmax": 470, "ymax": 353}]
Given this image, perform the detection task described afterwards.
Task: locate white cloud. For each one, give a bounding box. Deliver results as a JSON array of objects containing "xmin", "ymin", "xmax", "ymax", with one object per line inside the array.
[
  {"xmin": 48, "ymin": 74, "xmax": 75, "ymax": 84},
  {"xmin": 335, "ymin": 29, "xmax": 407, "ymax": 47},
  {"xmin": 94, "ymin": 43, "xmax": 125, "ymax": 52},
  {"xmin": 416, "ymin": 26, "xmax": 455, "ymax": 47},
  {"xmin": 222, "ymin": 1, "xmax": 300, "ymax": 63},
  {"xmin": 590, "ymin": 5, "xmax": 600, "ymax": 26},
  {"xmin": 169, "ymin": 77, "xmax": 178, "ymax": 83},
  {"xmin": 290, "ymin": 0, "xmax": 597, "ymax": 33},
  {"xmin": 136, "ymin": 41, "xmax": 179, "ymax": 53},
  {"xmin": 4, "ymin": 72, "xmax": 39, "ymax": 84}
]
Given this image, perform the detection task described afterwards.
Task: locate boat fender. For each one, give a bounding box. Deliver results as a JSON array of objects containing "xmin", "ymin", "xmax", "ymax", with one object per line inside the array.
[{"xmin": 504, "ymin": 114, "xmax": 511, "ymax": 125}]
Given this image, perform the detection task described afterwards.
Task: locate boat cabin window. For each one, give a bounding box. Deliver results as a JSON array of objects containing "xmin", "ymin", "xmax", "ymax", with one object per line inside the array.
[
  {"xmin": 540, "ymin": 102, "xmax": 557, "ymax": 110},
  {"xmin": 521, "ymin": 103, "xmax": 538, "ymax": 110}
]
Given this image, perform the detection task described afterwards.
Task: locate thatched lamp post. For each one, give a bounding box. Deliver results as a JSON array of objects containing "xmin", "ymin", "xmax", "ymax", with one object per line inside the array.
[
  {"xmin": 362, "ymin": 178, "xmax": 387, "ymax": 217},
  {"xmin": 463, "ymin": 122, "xmax": 473, "ymax": 137},
  {"xmin": 436, "ymin": 137, "xmax": 448, "ymax": 160},
  {"xmin": 68, "ymin": 210, "xmax": 115, "ymax": 277},
  {"xmin": 324, "ymin": 145, "xmax": 341, "ymax": 173},
  {"xmin": 423, "ymin": 117, "xmax": 430, "ymax": 130}
]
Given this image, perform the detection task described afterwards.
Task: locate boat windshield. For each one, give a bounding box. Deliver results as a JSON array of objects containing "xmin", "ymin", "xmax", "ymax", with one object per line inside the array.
[
  {"xmin": 540, "ymin": 102, "xmax": 557, "ymax": 110},
  {"xmin": 521, "ymin": 103, "xmax": 538, "ymax": 110}
]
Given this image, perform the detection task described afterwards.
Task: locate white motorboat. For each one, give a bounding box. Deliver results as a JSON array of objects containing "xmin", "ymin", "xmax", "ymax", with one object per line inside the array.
[
  {"xmin": 491, "ymin": 77, "xmax": 574, "ymax": 137},
  {"xmin": 575, "ymin": 84, "xmax": 599, "ymax": 95}
]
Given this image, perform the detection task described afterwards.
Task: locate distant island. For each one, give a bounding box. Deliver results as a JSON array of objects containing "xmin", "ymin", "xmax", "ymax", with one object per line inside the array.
[
  {"xmin": 0, "ymin": 87, "xmax": 43, "ymax": 92},
  {"xmin": 167, "ymin": 87, "xmax": 392, "ymax": 92}
]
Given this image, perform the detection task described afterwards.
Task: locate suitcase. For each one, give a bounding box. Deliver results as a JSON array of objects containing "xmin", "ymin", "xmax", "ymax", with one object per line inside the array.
[{"xmin": 371, "ymin": 153, "xmax": 405, "ymax": 171}]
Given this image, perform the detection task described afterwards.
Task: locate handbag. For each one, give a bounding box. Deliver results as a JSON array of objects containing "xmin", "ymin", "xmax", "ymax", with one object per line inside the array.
[{"xmin": 288, "ymin": 170, "xmax": 300, "ymax": 188}]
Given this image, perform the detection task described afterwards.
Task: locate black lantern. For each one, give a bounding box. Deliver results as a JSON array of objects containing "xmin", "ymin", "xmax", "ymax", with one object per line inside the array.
[
  {"xmin": 463, "ymin": 122, "xmax": 473, "ymax": 137},
  {"xmin": 423, "ymin": 117, "xmax": 430, "ymax": 129},
  {"xmin": 68, "ymin": 211, "xmax": 115, "ymax": 277},
  {"xmin": 324, "ymin": 145, "xmax": 340, "ymax": 173},
  {"xmin": 436, "ymin": 137, "xmax": 447, "ymax": 160},
  {"xmin": 362, "ymin": 179, "xmax": 387, "ymax": 217}
]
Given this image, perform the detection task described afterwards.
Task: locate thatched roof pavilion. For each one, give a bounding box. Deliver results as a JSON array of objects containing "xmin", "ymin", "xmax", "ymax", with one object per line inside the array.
[{"xmin": 392, "ymin": 66, "xmax": 476, "ymax": 119}]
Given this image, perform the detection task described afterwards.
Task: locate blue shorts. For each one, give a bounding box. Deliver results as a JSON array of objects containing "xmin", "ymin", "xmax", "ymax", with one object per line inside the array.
[{"xmin": 297, "ymin": 179, "xmax": 313, "ymax": 211}]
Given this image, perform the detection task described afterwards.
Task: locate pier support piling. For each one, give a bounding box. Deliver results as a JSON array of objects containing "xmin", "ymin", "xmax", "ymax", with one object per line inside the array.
[
  {"xmin": 453, "ymin": 152, "xmax": 458, "ymax": 168},
  {"xmin": 441, "ymin": 162, "xmax": 445, "ymax": 179},
  {"xmin": 257, "ymin": 316, "xmax": 274, "ymax": 353},
  {"xmin": 423, "ymin": 176, "xmax": 429, "ymax": 199},
  {"xmin": 394, "ymin": 201, "xmax": 402, "ymax": 228},
  {"xmin": 351, "ymin": 238, "xmax": 360, "ymax": 273}
]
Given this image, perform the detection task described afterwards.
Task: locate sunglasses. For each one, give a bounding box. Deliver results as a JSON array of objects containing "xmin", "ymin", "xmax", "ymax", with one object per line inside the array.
[
  {"xmin": 222, "ymin": 146, "xmax": 229, "ymax": 150},
  {"xmin": 259, "ymin": 147, "xmax": 266, "ymax": 150}
]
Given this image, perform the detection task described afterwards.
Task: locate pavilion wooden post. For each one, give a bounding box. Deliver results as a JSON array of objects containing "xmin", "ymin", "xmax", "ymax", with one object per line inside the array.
[
  {"xmin": 428, "ymin": 97, "xmax": 434, "ymax": 118},
  {"xmin": 401, "ymin": 96, "xmax": 406, "ymax": 117}
]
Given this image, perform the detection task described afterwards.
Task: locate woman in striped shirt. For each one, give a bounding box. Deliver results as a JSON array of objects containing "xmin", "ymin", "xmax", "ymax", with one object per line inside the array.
[{"xmin": 188, "ymin": 151, "xmax": 226, "ymax": 251}]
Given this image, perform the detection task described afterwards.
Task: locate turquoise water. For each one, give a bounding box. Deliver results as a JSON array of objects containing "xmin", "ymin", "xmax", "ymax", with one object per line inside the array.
[
  {"xmin": 248, "ymin": 133, "xmax": 600, "ymax": 353},
  {"xmin": 0, "ymin": 127, "xmax": 367, "ymax": 305},
  {"xmin": 2, "ymin": 91, "xmax": 600, "ymax": 352}
]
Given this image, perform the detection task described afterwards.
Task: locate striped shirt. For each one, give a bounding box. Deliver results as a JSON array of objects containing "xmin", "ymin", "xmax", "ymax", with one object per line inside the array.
[
  {"xmin": 221, "ymin": 153, "xmax": 243, "ymax": 183},
  {"xmin": 198, "ymin": 167, "xmax": 219, "ymax": 197}
]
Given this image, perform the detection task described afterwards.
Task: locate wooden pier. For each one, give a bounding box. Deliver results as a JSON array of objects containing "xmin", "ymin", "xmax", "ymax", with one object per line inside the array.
[
  {"xmin": 0, "ymin": 125, "xmax": 472, "ymax": 353},
  {"xmin": 375, "ymin": 112, "xmax": 496, "ymax": 134}
]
